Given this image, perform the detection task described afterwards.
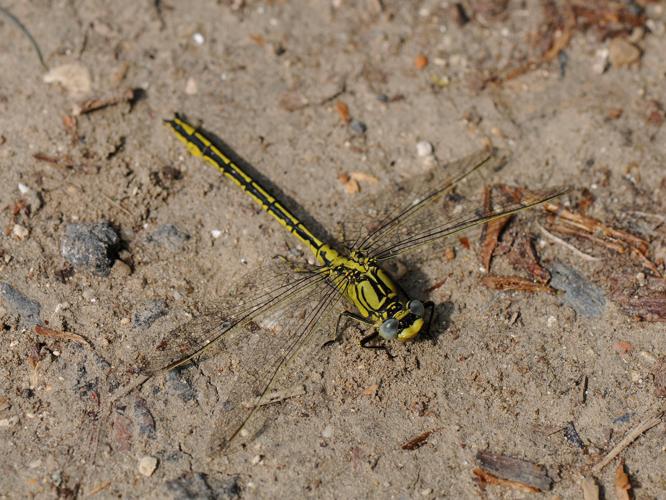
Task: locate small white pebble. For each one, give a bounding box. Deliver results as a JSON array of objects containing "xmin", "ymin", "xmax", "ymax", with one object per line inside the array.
[
  {"xmin": 18, "ymin": 183, "xmax": 30, "ymax": 194},
  {"xmin": 0, "ymin": 416, "xmax": 19, "ymax": 427},
  {"xmin": 185, "ymin": 77, "xmax": 198, "ymax": 95},
  {"xmin": 592, "ymin": 47, "xmax": 609, "ymax": 74},
  {"xmin": 638, "ymin": 351, "xmax": 657, "ymax": 365},
  {"xmin": 416, "ymin": 140, "xmax": 433, "ymax": 157},
  {"xmin": 12, "ymin": 224, "xmax": 29, "ymax": 240},
  {"xmin": 211, "ymin": 229, "xmax": 222, "ymax": 239},
  {"xmin": 138, "ymin": 455, "xmax": 158, "ymax": 477},
  {"xmin": 192, "ymin": 32, "xmax": 205, "ymax": 45},
  {"xmin": 240, "ymin": 428, "xmax": 250, "ymax": 438},
  {"xmin": 120, "ymin": 317, "xmax": 131, "ymax": 326},
  {"xmin": 251, "ymin": 454, "xmax": 263, "ymax": 465},
  {"xmin": 636, "ymin": 272, "xmax": 646, "ymax": 286},
  {"xmin": 547, "ymin": 315, "xmax": 557, "ymax": 328},
  {"xmin": 54, "ymin": 302, "xmax": 70, "ymax": 313}
]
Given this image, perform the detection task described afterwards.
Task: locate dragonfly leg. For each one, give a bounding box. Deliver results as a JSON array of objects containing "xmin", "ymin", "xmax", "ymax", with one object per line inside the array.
[
  {"xmin": 360, "ymin": 330, "xmax": 381, "ymax": 348},
  {"xmin": 324, "ymin": 311, "xmax": 373, "ymax": 347},
  {"xmin": 360, "ymin": 331, "xmax": 395, "ymax": 358},
  {"xmin": 332, "ymin": 312, "xmax": 390, "ymax": 354}
]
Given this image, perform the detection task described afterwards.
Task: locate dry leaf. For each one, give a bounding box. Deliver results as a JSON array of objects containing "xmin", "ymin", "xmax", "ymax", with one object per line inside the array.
[
  {"xmin": 336, "ymin": 100, "xmax": 351, "ymax": 123},
  {"xmin": 580, "ymin": 477, "xmax": 599, "ymax": 500},
  {"xmin": 43, "ymin": 63, "xmax": 92, "ymax": 97},
  {"xmin": 614, "ymin": 462, "xmax": 631, "ymax": 500}
]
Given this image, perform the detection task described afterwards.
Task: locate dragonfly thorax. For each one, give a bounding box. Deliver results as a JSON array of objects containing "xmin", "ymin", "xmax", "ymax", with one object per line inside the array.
[{"xmin": 327, "ymin": 248, "xmax": 425, "ymax": 342}]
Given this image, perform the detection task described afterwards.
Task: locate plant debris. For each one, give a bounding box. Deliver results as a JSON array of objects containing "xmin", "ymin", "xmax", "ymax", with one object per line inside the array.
[
  {"xmin": 592, "ymin": 412, "xmax": 663, "ymax": 474},
  {"xmin": 474, "ymin": 451, "xmax": 552, "ymax": 492},
  {"xmin": 543, "ymin": 203, "xmax": 660, "ymax": 276},
  {"xmin": 614, "ymin": 461, "xmax": 632, "ymax": 500},
  {"xmin": 401, "ymin": 428, "xmax": 440, "ymax": 450},
  {"xmin": 34, "ymin": 324, "xmax": 90, "ymax": 347},
  {"xmin": 73, "ymin": 88, "xmax": 136, "ymax": 115},
  {"xmin": 479, "ymin": 185, "xmax": 513, "ymax": 272},
  {"xmin": 337, "ymin": 171, "xmax": 378, "ymax": 194},
  {"xmin": 484, "ymin": 0, "xmax": 650, "ymax": 84},
  {"xmin": 580, "ymin": 477, "xmax": 599, "ymax": 500},
  {"xmin": 611, "ymin": 280, "xmax": 666, "ymax": 322}
]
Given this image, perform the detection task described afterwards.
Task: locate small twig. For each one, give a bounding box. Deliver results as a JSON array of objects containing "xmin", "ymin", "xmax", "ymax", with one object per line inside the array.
[
  {"xmin": 0, "ymin": 5, "xmax": 48, "ymax": 70},
  {"xmin": 34, "ymin": 324, "xmax": 90, "ymax": 347},
  {"xmin": 591, "ymin": 412, "xmax": 663, "ymax": 474},
  {"xmin": 538, "ymin": 224, "xmax": 601, "ymax": 262}
]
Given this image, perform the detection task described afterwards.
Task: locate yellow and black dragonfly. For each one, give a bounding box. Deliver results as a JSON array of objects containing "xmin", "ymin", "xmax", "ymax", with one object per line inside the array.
[{"xmin": 135, "ymin": 114, "xmax": 565, "ymax": 450}]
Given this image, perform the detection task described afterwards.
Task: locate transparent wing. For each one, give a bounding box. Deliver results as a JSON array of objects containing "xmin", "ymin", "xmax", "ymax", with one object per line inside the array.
[
  {"xmin": 351, "ymin": 149, "xmax": 504, "ymax": 253},
  {"xmin": 136, "ymin": 258, "xmax": 348, "ymax": 451},
  {"xmin": 369, "ymin": 188, "xmax": 567, "ymax": 261},
  {"xmin": 343, "ymin": 149, "xmax": 565, "ymax": 261}
]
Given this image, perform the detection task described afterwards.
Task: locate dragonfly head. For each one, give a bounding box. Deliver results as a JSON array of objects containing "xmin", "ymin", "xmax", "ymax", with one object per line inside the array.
[{"xmin": 378, "ymin": 300, "xmax": 425, "ymax": 342}]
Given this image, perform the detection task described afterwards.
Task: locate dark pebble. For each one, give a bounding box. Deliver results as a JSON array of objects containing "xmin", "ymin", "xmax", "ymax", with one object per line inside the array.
[
  {"xmin": 132, "ymin": 300, "xmax": 168, "ymax": 329},
  {"xmin": 612, "ymin": 412, "xmax": 633, "ymax": 424},
  {"xmin": 563, "ymin": 421, "xmax": 585, "ymax": 449},
  {"xmin": 349, "ymin": 119, "xmax": 367, "ymax": 135},
  {"xmin": 0, "ymin": 282, "xmax": 42, "ymax": 327},
  {"xmin": 146, "ymin": 224, "xmax": 190, "ymax": 252},
  {"xmin": 549, "ymin": 262, "xmax": 606, "ymax": 317},
  {"xmin": 60, "ymin": 221, "xmax": 120, "ymax": 276},
  {"xmin": 166, "ymin": 369, "xmax": 196, "ymax": 402},
  {"xmin": 92, "ymin": 352, "xmax": 112, "ymax": 371},
  {"xmin": 165, "ymin": 473, "xmax": 241, "ymax": 500},
  {"xmin": 133, "ymin": 397, "xmax": 156, "ymax": 439}
]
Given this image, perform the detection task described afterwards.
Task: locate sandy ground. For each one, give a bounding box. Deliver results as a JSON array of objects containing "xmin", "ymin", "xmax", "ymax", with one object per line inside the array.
[{"xmin": 1, "ymin": 1, "xmax": 665, "ymax": 498}]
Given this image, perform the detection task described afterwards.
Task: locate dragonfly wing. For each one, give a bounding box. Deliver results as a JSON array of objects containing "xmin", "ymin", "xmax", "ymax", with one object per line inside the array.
[
  {"xmin": 134, "ymin": 258, "xmax": 347, "ymax": 451},
  {"xmin": 207, "ymin": 285, "xmax": 345, "ymax": 452},
  {"xmin": 368, "ymin": 187, "xmax": 568, "ymax": 261},
  {"xmin": 348, "ymin": 149, "xmax": 506, "ymax": 253},
  {"xmin": 137, "ymin": 258, "xmax": 326, "ymax": 374}
]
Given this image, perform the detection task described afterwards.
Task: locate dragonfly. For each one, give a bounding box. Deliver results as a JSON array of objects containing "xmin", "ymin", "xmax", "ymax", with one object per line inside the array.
[{"xmin": 135, "ymin": 114, "xmax": 565, "ymax": 451}]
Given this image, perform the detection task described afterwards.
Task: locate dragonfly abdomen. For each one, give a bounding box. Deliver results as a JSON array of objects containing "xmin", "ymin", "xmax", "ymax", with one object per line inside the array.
[{"xmin": 166, "ymin": 116, "xmax": 325, "ymax": 259}]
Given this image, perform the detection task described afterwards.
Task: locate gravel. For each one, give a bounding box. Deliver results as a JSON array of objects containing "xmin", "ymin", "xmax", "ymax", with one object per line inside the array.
[
  {"xmin": 146, "ymin": 224, "xmax": 191, "ymax": 251},
  {"xmin": 132, "ymin": 300, "xmax": 168, "ymax": 329},
  {"xmin": 60, "ymin": 221, "xmax": 120, "ymax": 276},
  {"xmin": 0, "ymin": 282, "xmax": 42, "ymax": 327}
]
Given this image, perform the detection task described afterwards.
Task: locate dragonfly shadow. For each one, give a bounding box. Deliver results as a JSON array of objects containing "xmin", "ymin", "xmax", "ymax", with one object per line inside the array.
[
  {"xmin": 425, "ymin": 300, "xmax": 455, "ymax": 342},
  {"xmin": 188, "ymin": 115, "xmax": 338, "ymax": 252}
]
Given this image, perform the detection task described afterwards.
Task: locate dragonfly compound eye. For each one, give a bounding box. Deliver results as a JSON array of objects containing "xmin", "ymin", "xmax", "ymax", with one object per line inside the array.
[
  {"xmin": 379, "ymin": 318, "xmax": 400, "ymax": 340},
  {"xmin": 408, "ymin": 300, "xmax": 425, "ymax": 317}
]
